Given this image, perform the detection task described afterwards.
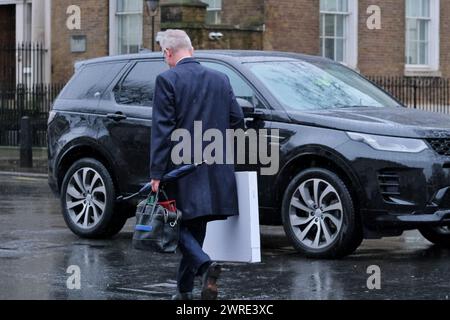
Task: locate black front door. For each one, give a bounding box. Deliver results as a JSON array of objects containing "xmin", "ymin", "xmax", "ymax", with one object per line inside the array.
[{"xmin": 0, "ymin": 4, "xmax": 16, "ymax": 88}]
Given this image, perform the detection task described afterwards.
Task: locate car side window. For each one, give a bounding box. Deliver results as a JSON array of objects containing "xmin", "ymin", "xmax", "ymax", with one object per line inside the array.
[
  {"xmin": 113, "ymin": 60, "xmax": 168, "ymax": 107},
  {"xmin": 201, "ymin": 61, "xmax": 265, "ymax": 109},
  {"xmin": 60, "ymin": 62, "xmax": 126, "ymax": 100}
]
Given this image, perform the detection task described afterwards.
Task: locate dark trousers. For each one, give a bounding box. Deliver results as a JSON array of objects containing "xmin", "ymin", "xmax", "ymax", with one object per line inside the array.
[{"xmin": 177, "ymin": 217, "xmax": 211, "ymax": 293}]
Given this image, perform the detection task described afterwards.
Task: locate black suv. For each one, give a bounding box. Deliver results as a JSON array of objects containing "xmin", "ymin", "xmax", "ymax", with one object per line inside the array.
[{"xmin": 48, "ymin": 50, "xmax": 450, "ymax": 258}]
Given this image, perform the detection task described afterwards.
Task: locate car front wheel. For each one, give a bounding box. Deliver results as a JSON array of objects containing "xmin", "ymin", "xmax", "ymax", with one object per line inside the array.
[
  {"xmin": 60, "ymin": 158, "xmax": 127, "ymax": 238},
  {"xmin": 419, "ymin": 225, "xmax": 450, "ymax": 247},
  {"xmin": 281, "ymin": 167, "xmax": 362, "ymax": 259}
]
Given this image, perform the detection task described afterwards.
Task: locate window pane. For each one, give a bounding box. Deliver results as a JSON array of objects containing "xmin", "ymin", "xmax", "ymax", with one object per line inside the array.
[
  {"xmin": 336, "ymin": 15, "xmax": 344, "ymax": 37},
  {"xmin": 206, "ymin": 10, "xmax": 221, "ymax": 24},
  {"xmin": 118, "ymin": 14, "xmax": 142, "ymax": 54},
  {"xmin": 201, "ymin": 62, "xmax": 254, "ymax": 101},
  {"xmin": 407, "ymin": 41, "xmax": 418, "ymax": 64},
  {"xmin": 336, "ymin": 39, "xmax": 344, "ymax": 62},
  {"xmin": 325, "ymin": 14, "xmax": 335, "ymax": 36},
  {"xmin": 406, "ymin": 19, "xmax": 418, "ymax": 42},
  {"xmin": 325, "ymin": 38, "xmax": 335, "ymax": 60},
  {"xmin": 406, "ymin": 0, "xmax": 420, "ymax": 17},
  {"xmin": 418, "ymin": 19, "xmax": 428, "ymax": 41},
  {"xmin": 117, "ymin": 0, "xmax": 142, "ymax": 13},
  {"xmin": 419, "ymin": 42, "xmax": 428, "ymax": 64},
  {"xmin": 204, "ymin": 0, "xmax": 222, "ymax": 10},
  {"xmin": 338, "ymin": 0, "xmax": 348, "ymax": 12},
  {"xmin": 321, "ymin": 0, "xmax": 337, "ymax": 12},
  {"xmin": 421, "ymin": 0, "xmax": 430, "ymax": 17},
  {"xmin": 406, "ymin": 0, "xmax": 412, "ymax": 16},
  {"xmin": 114, "ymin": 61, "xmax": 168, "ymax": 107},
  {"xmin": 320, "ymin": 0, "xmax": 325, "ymax": 11},
  {"xmin": 204, "ymin": 0, "xmax": 222, "ymax": 24},
  {"xmin": 61, "ymin": 63, "xmax": 127, "ymax": 100}
]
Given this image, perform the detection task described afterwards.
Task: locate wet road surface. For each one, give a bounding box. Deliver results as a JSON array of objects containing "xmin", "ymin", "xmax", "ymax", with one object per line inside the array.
[{"xmin": 0, "ymin": 172, "xmax": 449, "ymax": 300}]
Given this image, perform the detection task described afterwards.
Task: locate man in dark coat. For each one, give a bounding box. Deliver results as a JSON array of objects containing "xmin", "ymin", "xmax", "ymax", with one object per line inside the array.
[{"xmin": 150, "ymin": 30, "xmax": 244, "ymax": 300}]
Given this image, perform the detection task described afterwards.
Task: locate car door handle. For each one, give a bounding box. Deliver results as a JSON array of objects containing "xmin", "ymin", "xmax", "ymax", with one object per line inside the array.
[{"xmin": 107, "ymin": 112, "xmax": 127, "ymax": 121}]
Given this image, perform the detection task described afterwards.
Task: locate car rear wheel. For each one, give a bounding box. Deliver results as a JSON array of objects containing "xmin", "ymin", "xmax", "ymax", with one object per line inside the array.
[
  {"xmin": 281, "ymin": 168, "xmax": 362, "ymax": 259},
  {"xmin": 61, "ymin": 158, "xmax": 127, "ymax": 238},
  {"xmin": 419, "ymin": 225, "xmax": 450, "ymax": 247}
]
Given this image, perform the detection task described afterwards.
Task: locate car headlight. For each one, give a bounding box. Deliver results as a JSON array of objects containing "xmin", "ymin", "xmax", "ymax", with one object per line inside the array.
[{"xmin": 347, "ymin": 132, "xmax": 428, "ymax": 153}]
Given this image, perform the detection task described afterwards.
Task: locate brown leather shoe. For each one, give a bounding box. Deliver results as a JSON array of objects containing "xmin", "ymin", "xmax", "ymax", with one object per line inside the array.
[{"xmin": 201, "ymin": 262, "xmax": 222, "ymax": 300}]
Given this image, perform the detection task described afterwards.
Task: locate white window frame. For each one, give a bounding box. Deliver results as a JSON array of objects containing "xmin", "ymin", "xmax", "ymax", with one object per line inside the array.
[
  {"xmin": 405, "ymin": 0, "xmax": 440, "ymax": 75},
  {"xmin": 319, "ymin": 0, "xmax": 358, "ymax": 69},
  {"xmin": 109, "ymin": 0, "xmax": 143, "ymax": 56},
  {"xmin": 204, "ymin": 0, "xmax": 222, "ymax": 24}
]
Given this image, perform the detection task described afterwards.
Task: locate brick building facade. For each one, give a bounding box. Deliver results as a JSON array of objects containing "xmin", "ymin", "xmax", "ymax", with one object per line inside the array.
[
  {"xmin": 49, "ymin": 0, "xmax": 265, "ymax": 84},
  {"xmin": 2, "ymin": 0, "xmax": 450, "ymax": 84},
  {"xmin": 262, "ymin": 0, "xmax": 320, "ymax": 55},
  {"xmin": 51, "ymin": 0, "xmax": 110, "ymax": 85},
  {"xmin": 221, "ymin": 0, "xmax": 449, "ymax": 77}
]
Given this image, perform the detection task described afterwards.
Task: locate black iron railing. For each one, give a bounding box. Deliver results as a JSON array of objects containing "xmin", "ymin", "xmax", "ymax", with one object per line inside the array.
[
  {"xmin": 0, "ymin": 42, "xmax": 47, "ymax": 89},
  {"xmin": 0, "ymin": 41, "xmax": 63, "ymax": 147},
  {"xmin": 0, "ymin": 83, "xmax": 64, "ymax": 147},
  {"xmin": 368, "ymin": 76, "xmax": 450, "ymax": 114}
]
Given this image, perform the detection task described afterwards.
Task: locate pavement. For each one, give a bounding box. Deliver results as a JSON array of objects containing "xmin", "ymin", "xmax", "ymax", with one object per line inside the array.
[
  {"xmin": 0, "ymin": 146, "xmax": 48, "ymax": 174},
  {"xmin": 0, "ymin": 172, "xmax": 450, "ymax": 300}
]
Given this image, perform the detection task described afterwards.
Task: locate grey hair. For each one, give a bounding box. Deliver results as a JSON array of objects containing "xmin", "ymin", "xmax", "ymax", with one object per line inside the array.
[{"xmin": 157, "ymin": 29, "xmax": 193, "ymax": 52}]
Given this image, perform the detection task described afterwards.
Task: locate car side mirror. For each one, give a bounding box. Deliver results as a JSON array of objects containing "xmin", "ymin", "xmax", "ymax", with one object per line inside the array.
[{"xmin": 237, "ymin": 98, "xmax": 255, "ymax": 117}]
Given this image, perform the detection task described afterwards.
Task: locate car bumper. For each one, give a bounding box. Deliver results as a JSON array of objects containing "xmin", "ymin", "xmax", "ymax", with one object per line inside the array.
[
  {"xmin": 47, "ymin": 159, "xmax": 59, "ymax": 196},
  {"xmin": 337, "ymin": 139, "xmax": 450, "ymax": 230},
  {"xmin": 365, "ymin": 209, "xmax": 450, "ymax": 229}
]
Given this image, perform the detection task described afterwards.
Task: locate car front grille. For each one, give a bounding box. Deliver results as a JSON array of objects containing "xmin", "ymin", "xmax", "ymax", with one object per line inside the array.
[{"xmin": 427, "ymin": 138, "xmax": 450, "ymax": 156}]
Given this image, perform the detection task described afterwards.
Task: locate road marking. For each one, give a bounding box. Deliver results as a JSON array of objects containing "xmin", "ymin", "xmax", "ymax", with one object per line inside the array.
[
  {"xmin": 0, "ymin": 171, "xmax": 48, "ymax": 179},
  {"xmin": 116, "ymin": 287, "xmax": 166, "ymax": 295},
  {"xmin": 13, "ymin": 177, "xmax": 45, "ymax": 182},
  {"xmin": 144, "ymin": 282, "xmax": 177, "ymax": 289}
]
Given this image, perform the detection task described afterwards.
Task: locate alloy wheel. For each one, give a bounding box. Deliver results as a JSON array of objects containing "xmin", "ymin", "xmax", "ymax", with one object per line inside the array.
[
  {"xmin": 65, "ymin": 167, "xmax": 107, "ymax": 230},
  {"xmin": 289, "ymin": 178, "xmax": 344, "ymax": 249}
]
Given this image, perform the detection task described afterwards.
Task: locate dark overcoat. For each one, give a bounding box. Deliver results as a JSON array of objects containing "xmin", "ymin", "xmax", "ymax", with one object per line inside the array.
[{"xmin": 150, "ymin": 57, "xmax": 245, "ymax": 221}]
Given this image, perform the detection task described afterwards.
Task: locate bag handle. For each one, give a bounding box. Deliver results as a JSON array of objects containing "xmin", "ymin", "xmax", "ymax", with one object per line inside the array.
[
  {"xmin": 146, "ymin": 188, "xmax": 169, "ymax": 202},
  {"xmin": 146, "ymin": 188, "xmax": 171, "ymax": 218}
]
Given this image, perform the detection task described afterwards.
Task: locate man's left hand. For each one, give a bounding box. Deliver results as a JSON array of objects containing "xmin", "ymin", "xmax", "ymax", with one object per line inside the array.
[{"xmin": 150, "ymin": 179, "xmax": 161, "ymax": 193}]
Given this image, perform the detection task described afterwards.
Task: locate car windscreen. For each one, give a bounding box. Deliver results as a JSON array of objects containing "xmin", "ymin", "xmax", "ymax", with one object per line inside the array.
[{"xmin": 245, "ymin": 60, "xmax": 400, "ymax": 111}]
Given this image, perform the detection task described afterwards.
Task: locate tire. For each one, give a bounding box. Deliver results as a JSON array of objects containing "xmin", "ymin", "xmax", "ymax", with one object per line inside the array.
[
  {"xmin": 419, "ymin": 225, "xmax": 450, "ymax": 247},
  {"xmin": 60, "ymin": 158, "xmax": 127, "ymax": 239},
  {"xmin": 281, "ymin": 167, "xmax": 363, "ymax": 259}
]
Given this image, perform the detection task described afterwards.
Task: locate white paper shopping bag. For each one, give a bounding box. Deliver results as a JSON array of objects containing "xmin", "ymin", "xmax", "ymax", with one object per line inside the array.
[{"xmin": 203, "ymin": 172, "xmax": 261, "ymax": 263}]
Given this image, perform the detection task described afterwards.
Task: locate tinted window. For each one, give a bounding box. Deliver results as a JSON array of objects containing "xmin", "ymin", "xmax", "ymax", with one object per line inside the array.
[
  {"xmin": 246, "ymin": 60, "xmax": 399, "ymax": 111},
  {"xmin": 201, "ymin": 61, "xmax": 262, "ymax": 107},
  {"xmin": 61, "ymin": 62, "xmax": 126, "ymax": 100},
  {"xmin": 114, "ymin": 61, "xmax": 168, "ymax": 107}
]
